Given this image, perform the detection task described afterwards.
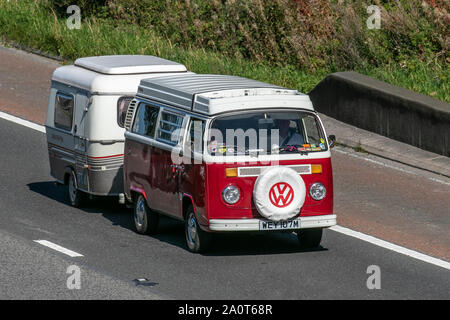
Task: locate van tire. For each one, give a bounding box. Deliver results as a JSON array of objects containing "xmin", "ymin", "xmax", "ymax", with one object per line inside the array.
[
  {"xmin": 68, "ymin": 170, "xmax": 85, "ymax": 208},
  {"xmin": 296, "ymin": 228, "xmax": 323, "ymax": 249},
  {"xmin": 134, "ymin": 194, "xmax": 159, "ymax": 235},
  {"xmin": 185, "ymin": 206, "xmax": 211, "ymax": 253}
]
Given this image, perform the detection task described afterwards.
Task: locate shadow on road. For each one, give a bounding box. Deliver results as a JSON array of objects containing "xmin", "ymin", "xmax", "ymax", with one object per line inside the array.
[{"xmin": 27, "ymin": 181, "xmax": 328, "ymax": 256}]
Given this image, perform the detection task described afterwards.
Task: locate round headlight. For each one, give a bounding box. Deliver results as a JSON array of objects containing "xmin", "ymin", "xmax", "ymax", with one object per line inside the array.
[
  {"xmin": 222, "ymin": 185, "xmax": 240, "ymax": 204},
  {"xmin": 310, "ymin": 182, "xmax": 326, "ymax": 201}
]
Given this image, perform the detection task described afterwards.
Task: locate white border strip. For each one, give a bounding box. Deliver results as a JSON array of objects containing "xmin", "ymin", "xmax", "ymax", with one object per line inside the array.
[
  {"xmin": 0, "ymin": 111, "xmax": 46, "ymax": 133},
  {"xmin": 330, "ymin": 225, "xmax": 450, "ymax": 270},
  {"xmin": 34, "ymin": 240, "xmax": 83, "ymax": 257}
]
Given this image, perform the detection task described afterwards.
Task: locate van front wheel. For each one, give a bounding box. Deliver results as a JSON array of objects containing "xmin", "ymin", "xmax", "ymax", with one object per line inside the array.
[
  {"xmin": 68, "ymin": 170, "xmax": 85, "ymax": 208},
  {"xmin": 134, "ymin": 195, "xmax": 159, "ymax": 235},
  {"xmin": 185, "ymin": 206, "xmax": 211, "ymax": 253},
  {"xmin": 296, "ymin": 228, "xmax": 323, "ymax": 249}
]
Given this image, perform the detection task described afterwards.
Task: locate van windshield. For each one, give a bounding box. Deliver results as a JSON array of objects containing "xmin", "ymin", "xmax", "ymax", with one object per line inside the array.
[{"xmin": 207, "ymin": 111, "xmax": 327, "ymax": 156}]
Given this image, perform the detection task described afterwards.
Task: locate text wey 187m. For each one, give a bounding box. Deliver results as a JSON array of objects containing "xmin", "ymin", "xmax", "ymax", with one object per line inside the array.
[
  {"xmin": 45, "ymin": 55, "xmax": 188, "ymax": 206},
  {"xmin": 123, "ymin": 74, "xmax": 337, "ymax": 252}
]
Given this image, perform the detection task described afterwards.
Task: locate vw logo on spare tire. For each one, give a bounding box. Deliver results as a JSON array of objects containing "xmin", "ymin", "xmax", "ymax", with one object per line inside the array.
[
  {"xmin": 269, "ymin": 182, "xmax": 294, "ymax": 208},
  {"xmin": 253, "ymin": 167, "xmax": 306, "ymax": 221}
]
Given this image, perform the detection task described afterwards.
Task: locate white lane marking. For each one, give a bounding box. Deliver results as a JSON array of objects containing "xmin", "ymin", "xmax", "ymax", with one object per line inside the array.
[
  {"xmin": 330, "ymin": 225, "xmax": 450, "ymax": 270},
  {"xmin": 0, "ymin": 111, "xmax": 46, "ymax": 133},
  {"xmin": 2, "ymin": 110, "xmax": 449, "ymax": 269},
  {"xmin": 34, "ymin": 240, "xmax": 83, "ymax": 257},
  {"xmin": 333, "ymin": 148, "xmax": 450, "ymax": 186}
]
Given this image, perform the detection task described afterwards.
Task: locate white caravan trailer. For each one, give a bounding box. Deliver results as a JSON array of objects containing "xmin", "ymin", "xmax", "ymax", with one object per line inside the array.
[{"xmin": 45, "ymin": 55, "xmax": 189, "ymax": 206}]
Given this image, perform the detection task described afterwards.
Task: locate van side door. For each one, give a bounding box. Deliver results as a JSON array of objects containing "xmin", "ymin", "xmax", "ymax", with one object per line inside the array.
[
  {"xmin": 124, "ymin": 102, "xmax": 160, "ymax": 207},
  {"xmin": 181, "ymin": 117, "xmax": 208, "ymax": 224},
  {"xmin": 151, "ymin": 108, "xmax": 186, "ymax": 218}
]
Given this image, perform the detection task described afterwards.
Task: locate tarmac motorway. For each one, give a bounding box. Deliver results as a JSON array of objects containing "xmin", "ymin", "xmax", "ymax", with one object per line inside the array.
[{"xmin": 0, "ymin": 45, "xmax": 449, "ymax": 299}]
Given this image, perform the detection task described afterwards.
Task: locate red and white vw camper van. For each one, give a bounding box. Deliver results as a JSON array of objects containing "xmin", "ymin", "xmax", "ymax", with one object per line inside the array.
[{"xmin": 123, "ymin": 74, "xmax": 336, "ymax": 252}]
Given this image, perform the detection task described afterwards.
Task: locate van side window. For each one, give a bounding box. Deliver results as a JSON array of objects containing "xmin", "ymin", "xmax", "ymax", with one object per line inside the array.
[
  {"xmin": 132, "ymin": 103, "xmax": 159, "ymax": 137},
  {"xmin": 187, "ymin": 118, "xmax": 205, "ymax": 154},
  {"xmin": 54, "ymin": 92, "xmax": 74, "ymax": 131},
  {"xmin": 157, "ymin": 111, "xmax": 184, "ymax": 145},
  {"xmin": 117, "ymin": 96, "xmax": 133, "ymax": 128}
]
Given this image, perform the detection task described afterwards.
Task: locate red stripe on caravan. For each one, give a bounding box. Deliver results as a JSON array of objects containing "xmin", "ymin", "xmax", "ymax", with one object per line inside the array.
[{"xmin": 88, "ymin": 154, "xmax": 124, "ymax": 159}]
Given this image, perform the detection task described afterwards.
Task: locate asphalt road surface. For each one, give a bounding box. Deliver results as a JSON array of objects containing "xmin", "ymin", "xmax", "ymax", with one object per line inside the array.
[
  {"xmin": 0, "ymin": 118, "xmax": 449, "ymax": 299},
  {"xmin": 0, "ymin": 45, "xmax": 449, "ymax": 299}
]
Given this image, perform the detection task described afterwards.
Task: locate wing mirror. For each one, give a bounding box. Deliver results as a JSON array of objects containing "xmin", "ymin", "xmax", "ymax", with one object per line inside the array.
[{"xmin": 328, "ymin": 135, "xmax": 336, "ymax": 149}]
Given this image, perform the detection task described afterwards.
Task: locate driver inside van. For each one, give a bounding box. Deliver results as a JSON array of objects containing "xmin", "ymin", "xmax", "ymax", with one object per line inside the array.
[{"xmin": 276, "ymin": 119, "xmax": 304, "ymax": 147}]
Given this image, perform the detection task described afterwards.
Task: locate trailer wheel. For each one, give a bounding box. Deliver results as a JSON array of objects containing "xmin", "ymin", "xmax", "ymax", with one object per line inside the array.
[
  {"xmin": 185, "ymin": 206, "xmax": 211, "ymax": 253},
  {"xmin": 296, "ymin": 228, "xmax": 323, "ymax": 249},
  {"xmin": 68, "ymin": 170, "xmax": 85, "ymax": 208},
  {"xmin": 134, "ymin": 194, "xmax": 159, "ymax": 235}
]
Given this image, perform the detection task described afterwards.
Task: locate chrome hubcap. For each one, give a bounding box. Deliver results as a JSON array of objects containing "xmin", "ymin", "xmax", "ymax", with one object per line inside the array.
[
  {"xmin": 135, "ymin": 199, "xmax": 145, "ymax": 227},
  {"xmin": 69, "ymin": 175, "xmax": 76, "ymax": 202},
  {"xmin": 187, "ymin": 214, "xmax": 197, "ymax": 245}
]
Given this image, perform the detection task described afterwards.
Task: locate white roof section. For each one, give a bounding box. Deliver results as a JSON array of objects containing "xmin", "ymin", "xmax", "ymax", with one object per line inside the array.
[
  {"xmin": 74, "ymin": 55, "xmax": 187, "ymax": 74},
  {"xmin": 52, "ymin": 56, "xmax": 190, "ymax": 94},
  {"xmin": 137, "ymin": 74, "xmax": 314, "ymax": 115}
]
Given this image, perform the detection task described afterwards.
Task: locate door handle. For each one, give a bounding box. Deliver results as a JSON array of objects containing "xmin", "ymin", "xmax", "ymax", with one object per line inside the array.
[{"xmin": 170, "ymin": 164, "xmax": 184, "ymax": 173}]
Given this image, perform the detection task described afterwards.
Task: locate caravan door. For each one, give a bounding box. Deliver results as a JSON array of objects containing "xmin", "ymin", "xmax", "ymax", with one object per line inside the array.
[
  {"xmin": 47, "ymin": 89, "xmax": 77, "ymax": 183},
  {"xmin": 73, "ymin": 92, "xmax": 89, "ymax": 191}
]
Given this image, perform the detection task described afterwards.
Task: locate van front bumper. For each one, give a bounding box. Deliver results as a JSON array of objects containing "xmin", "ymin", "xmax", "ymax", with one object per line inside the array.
[{"xmin": 208, "ymin": 214, "xmax": 337, "ymax": 232}]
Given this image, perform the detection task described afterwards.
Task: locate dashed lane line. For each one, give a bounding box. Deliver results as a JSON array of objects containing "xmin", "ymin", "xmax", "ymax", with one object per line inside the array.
[{"xmin": 34, "ymin": 240, "xmax": 83, "ymax": 258}]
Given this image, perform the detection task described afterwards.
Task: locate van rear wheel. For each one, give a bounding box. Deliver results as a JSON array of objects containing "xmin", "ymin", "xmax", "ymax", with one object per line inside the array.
[
  {"xmin": 134, "ymin": 194, "xmax": 159, "ymax": 235},
  {"xmin": 185, "ymin": 206, "xmax": 211, "ymax": 253},
  {"xmin": 68, "ymin": 170, "xmax": 85, "ymax": 208},
  {"xmin": 296, "ymin": 228, "xmax": 323, "ymax": 249}
]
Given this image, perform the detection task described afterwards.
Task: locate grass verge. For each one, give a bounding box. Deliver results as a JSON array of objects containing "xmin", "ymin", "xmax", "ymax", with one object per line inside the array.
[{"xmin": 0, "ymin": 0, "xmax": 448, "ymax": 102}]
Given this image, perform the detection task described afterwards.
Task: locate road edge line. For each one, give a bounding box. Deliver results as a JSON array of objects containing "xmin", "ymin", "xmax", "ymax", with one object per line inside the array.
[
  {"xmin": 330, "ymin": 225, "xmax": 450, "ymax": 270},
  {"xmin": 0, "ymin": 111, "xmax": 45, "ymax": 133}
]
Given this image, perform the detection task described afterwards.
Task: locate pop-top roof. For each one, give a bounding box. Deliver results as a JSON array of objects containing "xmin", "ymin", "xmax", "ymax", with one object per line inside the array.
[
  {"xmin": 140, "ymin": 74, "xmax": 284, "ymax": 94},
  {"xmin": 74, "ymin": 55, "xmax": 187, "ymax": 75},
  {"xmin": 137, "ymin": 74, "xmax": 312, "ymax": 115}
]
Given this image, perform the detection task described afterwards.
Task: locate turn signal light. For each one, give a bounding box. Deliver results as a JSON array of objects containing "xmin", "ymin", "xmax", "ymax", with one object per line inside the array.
[
  {"xmin": 311, "ymin": 164, "xmax": 322, "ymax": 174},
  {"xmin": 225, "ymin": 168, "xmax": 238, "ymax": 177}
]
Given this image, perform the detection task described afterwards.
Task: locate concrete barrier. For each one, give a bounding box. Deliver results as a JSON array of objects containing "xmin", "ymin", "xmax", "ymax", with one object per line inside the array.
[{"xmin": 309, "ymin": 72, "xmax": 450, "ymax": 157}]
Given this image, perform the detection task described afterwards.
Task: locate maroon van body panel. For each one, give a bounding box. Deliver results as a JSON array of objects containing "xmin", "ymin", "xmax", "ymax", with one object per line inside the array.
[{"xmin": 124, "ymin": 138, "xmax": 181, "ymax": 218}]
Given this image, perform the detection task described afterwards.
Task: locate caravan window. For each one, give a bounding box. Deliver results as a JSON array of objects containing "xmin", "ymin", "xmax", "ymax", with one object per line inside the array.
[
  {"xmin": 117, "ymin": 96, "xmax": 133, "ymax": 128},
  {"xmin": 54, "ymin": 92, "xmax": 74, "ymax": 131}
]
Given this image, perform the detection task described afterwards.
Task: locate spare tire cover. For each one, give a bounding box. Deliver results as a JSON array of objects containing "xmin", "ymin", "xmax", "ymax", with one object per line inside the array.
[{"xmin": 253, "ymin": 166, "xmax": 306, "ymax": 221}]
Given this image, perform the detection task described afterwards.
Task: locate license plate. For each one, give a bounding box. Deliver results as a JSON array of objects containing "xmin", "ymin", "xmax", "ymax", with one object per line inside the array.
[{"xmin": 259, "ymin": 219, "xmax": 301, "ymax": 230}]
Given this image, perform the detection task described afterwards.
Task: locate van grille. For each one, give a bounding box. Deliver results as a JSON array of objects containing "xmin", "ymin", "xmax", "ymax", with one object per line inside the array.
[
  {"xmin": 238, "ymin": 167, "xmax": 262, "ymax": 177},
  {"xmin": 238, "ymin": 165, "xmax": 311, "ymax": 177},
  {"xmin": 124, "ymin": 99, "xmax": 137, "ymax": 131}
]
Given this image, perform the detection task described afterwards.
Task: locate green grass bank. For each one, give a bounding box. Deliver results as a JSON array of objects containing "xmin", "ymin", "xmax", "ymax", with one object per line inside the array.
[{"xmin": 0, "ymin": 0, "xmax": 448, "ymax": 102}]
